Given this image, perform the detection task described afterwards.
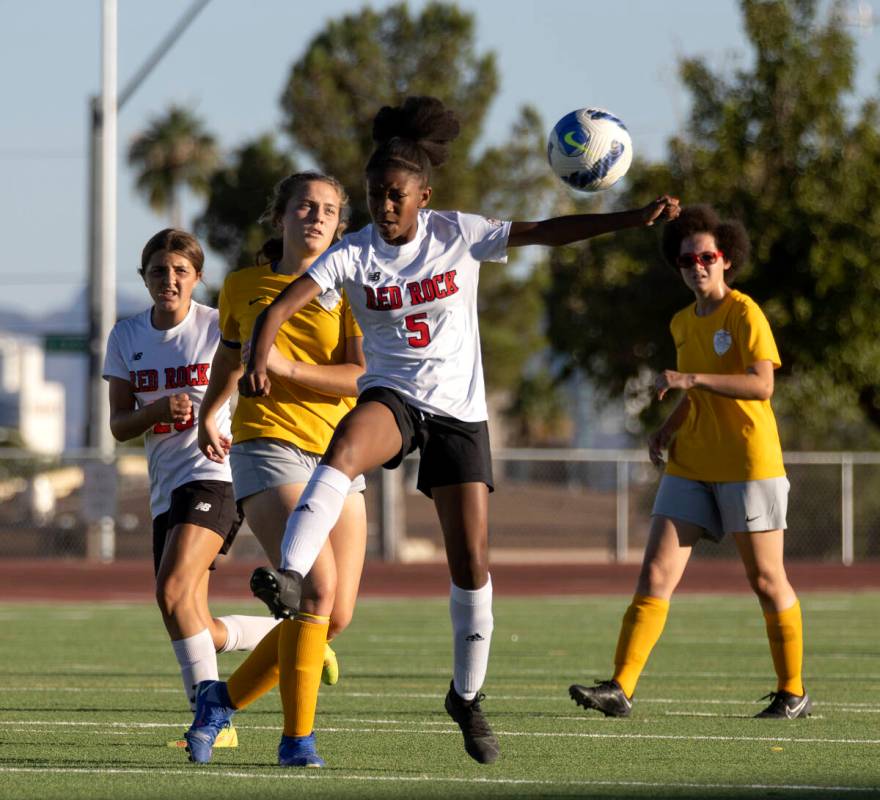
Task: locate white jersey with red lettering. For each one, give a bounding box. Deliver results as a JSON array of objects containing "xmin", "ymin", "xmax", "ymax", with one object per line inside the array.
[
  {"xmin": 306, "ymin": 209, "xmax": 511, "ymax": 421},
  {"xmin": 102, "ymin": 301, "xmax": 231, "ymax": 517}
]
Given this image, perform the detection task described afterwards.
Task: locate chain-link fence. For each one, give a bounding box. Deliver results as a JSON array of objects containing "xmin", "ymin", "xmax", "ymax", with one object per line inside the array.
[{"xmin": 1, "ymin": 448, "xmax": 878, "ymax": 563}]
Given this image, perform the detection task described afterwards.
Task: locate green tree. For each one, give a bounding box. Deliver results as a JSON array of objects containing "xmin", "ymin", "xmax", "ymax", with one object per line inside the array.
[
  {"xmin": 545, "ymin": 0, "xmax": 880, "ymax": 446},
  {"xmin": 198, "ymin": 2, "xmax": 562, "ymax": 437},
  {"xmin": 128, "ymin": 105, "xmax": 219, "ymax": 228},
  {"xmin": 195, "ymin": 135, "xmax": 295, "ymax": 271},
  {"xmin": 280, "ymin": 2, "xmax": 499, "ymax": 228}
]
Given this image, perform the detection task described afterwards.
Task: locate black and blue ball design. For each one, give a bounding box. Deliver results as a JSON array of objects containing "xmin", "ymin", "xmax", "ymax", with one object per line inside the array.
[{"xmin": 547, "ymin": 108, "xmax": 633, "ymax": 191}]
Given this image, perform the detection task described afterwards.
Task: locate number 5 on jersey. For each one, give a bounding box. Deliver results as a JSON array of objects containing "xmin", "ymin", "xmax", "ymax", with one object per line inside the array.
[{"xmin": 405, "ymin": 312, "xmax": 431, "ymax": 348}]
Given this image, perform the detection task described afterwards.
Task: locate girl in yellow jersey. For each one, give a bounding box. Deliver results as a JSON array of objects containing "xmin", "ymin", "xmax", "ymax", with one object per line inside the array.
[
  {"xmin": 186, "ymin": 172, "xmax": 367, "ymax": 764},
  {"xmin": 570, "ymin": 205, "xmax": 809, "ymax": 720}
]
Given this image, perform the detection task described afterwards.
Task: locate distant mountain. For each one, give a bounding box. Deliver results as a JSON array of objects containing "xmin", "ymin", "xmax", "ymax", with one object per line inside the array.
[{"xmin": 0, "ymin": 288, "xmax": 148, "ymax": 338}]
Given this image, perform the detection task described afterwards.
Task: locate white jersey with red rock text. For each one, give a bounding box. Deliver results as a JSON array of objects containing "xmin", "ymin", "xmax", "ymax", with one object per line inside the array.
[
  {"xmin": 307, "ymin": 209, "xmax": 511, "ymax": 421},
  {"xmin": 103, "ymin": 301, "xmax": 231, "ymax": 518}
]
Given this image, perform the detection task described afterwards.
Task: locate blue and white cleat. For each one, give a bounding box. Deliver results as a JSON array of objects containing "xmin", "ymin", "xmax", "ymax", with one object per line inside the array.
[
  {"xmin": 278, "ymin": 732, "xmax": 325, "ymax": 767},
  {"xmin": 184, "ymin": 680, "xmax": 237, "ymax": 764}
]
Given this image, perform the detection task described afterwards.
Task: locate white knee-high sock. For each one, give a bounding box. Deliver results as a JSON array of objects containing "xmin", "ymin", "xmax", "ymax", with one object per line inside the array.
[
  {"xmin": 216, "ymin": 615, "xmax": 281, "ymax": 653},
  {"xmin": 280, "ymin": 465, "xmax": 351, "ymax": 574},
  {"xmin": 171, "ymin": 628, "xmax": 218, "ymax": 711},
  {"xmin": 449, "ymin": 576, "xmax": 494, "ymax": 701}
]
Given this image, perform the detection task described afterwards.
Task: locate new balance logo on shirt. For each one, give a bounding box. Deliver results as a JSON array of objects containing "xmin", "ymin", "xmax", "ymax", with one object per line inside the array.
[
  {"xmin": 465, "ymin": 633, "xmax": 485, "ymax": 642},
  {"xmin": 194, "ymin": 502, "xmax": 212, "ymax": 512},
  {"xmin": 295, "ymin": 503, "xmax": 314, "ymax": 513}
]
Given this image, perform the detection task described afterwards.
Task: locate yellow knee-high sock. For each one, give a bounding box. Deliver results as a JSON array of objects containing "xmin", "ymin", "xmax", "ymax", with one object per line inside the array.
[
  {"xmin": 226, "ymin": 622, "xmax": 282, "ymax": 709},
  {"xmin": 763, "ymin": 600, "xmax": 804, "ymax": 696},
  {"xmin": 612, "ymin": 594, "xmax": 670, "ymax": 698},
  {"xmin": 279, "ymin": 614, "xmax": 330, "ymax": 738}
]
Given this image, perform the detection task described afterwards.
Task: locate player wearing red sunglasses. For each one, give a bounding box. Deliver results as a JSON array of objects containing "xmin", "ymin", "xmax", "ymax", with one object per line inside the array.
[{"xmin": 569, "ymin": 204, "xmax": 809, "ymax": 721}]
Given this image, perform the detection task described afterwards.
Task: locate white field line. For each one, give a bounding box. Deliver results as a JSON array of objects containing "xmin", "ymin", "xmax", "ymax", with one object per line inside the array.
[
  {"xmin": 2, "ymin": 687, "xmax": 879, "ymax": 711},
  {"xmin": 660, "ymin": 712, "xmax": 828, "ymax": 719},
  {"xmin": 0, "ymin": 766, "xmax": 876, "ymax": 794},
  {"xmin": 2, "ymin": 719, "xmax": 879, "ymax": 745}
]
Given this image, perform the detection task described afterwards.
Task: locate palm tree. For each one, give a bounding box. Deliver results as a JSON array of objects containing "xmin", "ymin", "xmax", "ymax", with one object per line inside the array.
[{"xmin": 128, "ymin": 105, "xmax": 218, "ymax": 228}]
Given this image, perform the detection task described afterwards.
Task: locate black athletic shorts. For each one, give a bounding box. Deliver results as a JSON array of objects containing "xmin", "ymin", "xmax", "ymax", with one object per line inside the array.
[
  {"xmin": 357, "ymin": 386, "xmax": 494, "ymax": 498},
  {"xmin": 151, "ymin": 480, "xmax": 243, "ymax": 576}
]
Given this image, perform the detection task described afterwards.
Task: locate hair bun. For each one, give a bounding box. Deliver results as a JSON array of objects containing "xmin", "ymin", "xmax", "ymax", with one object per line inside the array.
[{"xmin": 371, "ymin": 96, "xmax": 460, "ymax": 167}]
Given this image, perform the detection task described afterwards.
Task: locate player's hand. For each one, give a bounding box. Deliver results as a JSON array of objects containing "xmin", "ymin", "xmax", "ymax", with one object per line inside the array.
[
  {"xmin": 648, "ymin": 427, "xmax": 673, "ymax": 467},
  {"xmin": 198, "ymin": 416, "xmax": 229, "ymax": 463},
  {"xmin": 642, "ymin": 195, "xmax": 681, "ymax": 226},
  {"xmin": 243, "ymin": 341, "xmax": 294, "ymax": 381},
  {"xmin": 239, "ymin": 369, "xmax": 271, "ymax": 398},
  {"xmin": 655, "ymin": 369, "xmax": 694, "ymax": 400},
  {"xmin": 165, "ymin": 393, "xmax": 193, "ymax": 424}
]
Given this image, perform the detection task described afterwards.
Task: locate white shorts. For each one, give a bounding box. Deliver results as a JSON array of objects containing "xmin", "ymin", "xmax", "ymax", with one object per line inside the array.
[
  {"xmin": 230, "ymin": 437, "xmax": 366, "ymax": 502},
  {"xmin": 651, "ymin": 474, "xmax": 789, "ymax": 541}
]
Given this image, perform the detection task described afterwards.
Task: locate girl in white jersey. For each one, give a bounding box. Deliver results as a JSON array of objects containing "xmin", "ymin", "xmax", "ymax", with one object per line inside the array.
[
  {"xmin": 103, "ymin": 229, "xmax": 278, "ymax": 746},
  {"xmin": 235, "ymin": 96, "xmax": 680, "ymax": 766}
]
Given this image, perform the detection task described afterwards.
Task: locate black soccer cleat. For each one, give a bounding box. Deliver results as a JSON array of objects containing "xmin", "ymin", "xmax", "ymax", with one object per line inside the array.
[
  {"xmin": 249, "ymin": 566, "xmax": 303, "ymax": 620},
  {"xmin": 569, "ymin": 679, "xmax": 633, "ymax": 717},
  {"xmin": 444, "ymin": 681, "xmax": 500, "ymax": 764},
  {"xmin": 754, "ymin": 689, "xmax": 812, "ymax": 719}
]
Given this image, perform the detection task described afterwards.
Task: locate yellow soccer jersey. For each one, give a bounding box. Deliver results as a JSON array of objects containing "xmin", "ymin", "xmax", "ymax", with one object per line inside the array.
[
  {"xmin": 666, "ymin": 289, "xmax": 785, "ymax": 482},
  {"xmin": 218, "ymin": 263, "xmax": 362, "ymax": 453}
]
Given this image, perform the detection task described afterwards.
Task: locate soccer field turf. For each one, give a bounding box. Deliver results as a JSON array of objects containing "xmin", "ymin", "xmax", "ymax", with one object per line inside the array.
[{"xmin": 0, "ymin": 593, "xmax": 878, "ymax": 799}]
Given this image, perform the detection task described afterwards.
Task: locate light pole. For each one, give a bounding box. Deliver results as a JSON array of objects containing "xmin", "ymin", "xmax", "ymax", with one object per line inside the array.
[{"xmin": 83, "ymin": 0, "xmax": 211, "ymax": 560}]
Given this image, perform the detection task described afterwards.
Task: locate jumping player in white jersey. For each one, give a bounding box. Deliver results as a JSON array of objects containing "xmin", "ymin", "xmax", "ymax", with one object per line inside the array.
[
  {"xmin": 205, "ymin": 96, "xmax": 679, "ymax": 766},
  {"xmin": 103, "ymin": 229, "xmax": 279, "ymax": 747}
]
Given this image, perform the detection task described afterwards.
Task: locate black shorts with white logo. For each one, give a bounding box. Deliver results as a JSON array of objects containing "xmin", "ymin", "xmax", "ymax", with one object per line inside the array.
[
  {"xmin": 151, "ymin": 480, "xmax": 243, "ymax": 576},
  {"xmin": 357, "ymin": 386, "xmax": 494, "ymax": 498}
]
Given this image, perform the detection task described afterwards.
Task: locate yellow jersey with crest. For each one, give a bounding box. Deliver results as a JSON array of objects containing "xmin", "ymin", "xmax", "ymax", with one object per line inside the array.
[
  {"xmin": 218, "ymin": 263, "xmax": 361, "ymax": 453},
  {"xmin": 666, "ymin": 289, "xmax": 785, "ymax": 482}
]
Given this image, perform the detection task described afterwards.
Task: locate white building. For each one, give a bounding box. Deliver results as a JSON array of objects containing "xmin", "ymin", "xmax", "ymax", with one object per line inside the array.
[{"xmin": 0, "ymin": 334, "xmax": 65, "ymax": 455}]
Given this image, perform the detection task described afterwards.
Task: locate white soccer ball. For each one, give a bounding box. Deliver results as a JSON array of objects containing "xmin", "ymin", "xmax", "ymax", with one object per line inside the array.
[{"xmin": 547, "ymin": 108, "xmax": 633, "ymax": 192}]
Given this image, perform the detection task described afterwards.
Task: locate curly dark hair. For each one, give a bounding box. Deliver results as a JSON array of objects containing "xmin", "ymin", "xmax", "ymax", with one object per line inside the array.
[
  {"xmin": 365, "ymin": 96, "xmax": 460, "ymax": 184},
  {"xmin": 660, "ymin": 204, "xmax": 750, "ymax": 282}
]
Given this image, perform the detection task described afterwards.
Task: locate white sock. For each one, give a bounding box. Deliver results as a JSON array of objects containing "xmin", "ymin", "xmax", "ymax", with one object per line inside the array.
[
  {"xmin": 449, "ymin": 576, "xmax": 494, "ymax": 701},
  {"xmin": 171, "ymin": 628, "xmax": 218, "ymax": 711},
  {"xmin": 280, "ymin": 465, "xmax": 351, "ymax": 574},
  {"xmin": 216, "ymin": 615, "xmax": 281, "ymax": 653}
]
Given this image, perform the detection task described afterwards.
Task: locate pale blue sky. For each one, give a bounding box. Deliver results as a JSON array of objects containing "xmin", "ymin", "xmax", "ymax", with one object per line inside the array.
[{"xmin": 1, "ymin": 0, "xmax": 877, "ymax": 324}]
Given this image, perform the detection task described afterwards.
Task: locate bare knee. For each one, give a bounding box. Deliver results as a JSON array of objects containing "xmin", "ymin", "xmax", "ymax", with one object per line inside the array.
[
  {"xmin": 746, "ymin": 568, "xmax": 789, "ymax": 605},
  {"xmin": 328, "ymin": 606, "xmax": 353, "ymax": 640},
  {"xmin": 300, "ymin": 576, "xmax": 336, "ymax": 620},
  {"xmin": 450, "ymin": 553, "xmax": 489, "ymax": 590},
  {"xmin": 155, "ymin": 573, "xmax": 186, "ymax": 618},
  {"xmin": 636, "ymin": 560, "xmax": 677, "ymax": 599},
  {"xmin": 323, "ymin": 432, "xmax": 360, "ymax": 477}
]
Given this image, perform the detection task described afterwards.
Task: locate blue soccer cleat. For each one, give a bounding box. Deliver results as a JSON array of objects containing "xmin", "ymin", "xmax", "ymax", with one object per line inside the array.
[
  {"xmin": 278, "ymin": 732, "xmax": 325, "ymax": 768},
  {"xmin": 184, "ymin": 680, "xmax": 237, "ymax": 764}
]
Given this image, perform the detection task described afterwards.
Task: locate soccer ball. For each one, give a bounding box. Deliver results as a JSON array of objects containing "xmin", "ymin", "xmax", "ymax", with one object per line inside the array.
[{"xmin": 547, "ymin": 108, "xmax": 633, "ymax": 191}]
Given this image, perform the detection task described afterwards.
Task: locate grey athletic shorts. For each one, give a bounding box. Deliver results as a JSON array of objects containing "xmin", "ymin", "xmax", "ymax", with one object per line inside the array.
[
  {"xmin": 230, "ymin": 437, "xmax": 366, "ymax": 503},
  {"xmin": 651, "ymin": 474, "xmax": 789, "ymax": 541}
]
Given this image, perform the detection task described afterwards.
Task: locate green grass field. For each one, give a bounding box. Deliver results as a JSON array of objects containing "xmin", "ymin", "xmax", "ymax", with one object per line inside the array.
[{"xmin": 1, "ymin": 593, "xmax": 878, "ymax": 800}]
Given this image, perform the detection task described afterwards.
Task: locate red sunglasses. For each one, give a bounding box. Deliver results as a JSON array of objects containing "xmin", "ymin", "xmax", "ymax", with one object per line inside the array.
[{"xmin": 676, "ymin": 250, "xmax": 724, "ymax": 269}]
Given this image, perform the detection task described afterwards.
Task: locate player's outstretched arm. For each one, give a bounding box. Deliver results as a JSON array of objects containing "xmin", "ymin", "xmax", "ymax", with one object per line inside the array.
[
  {"xmin": 507, "ymin": 195, "xmax": 680, "ymax": 248},
  {"xmin": 239, "ymin": 274, "xmax": 323, "ymax": 398}
]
